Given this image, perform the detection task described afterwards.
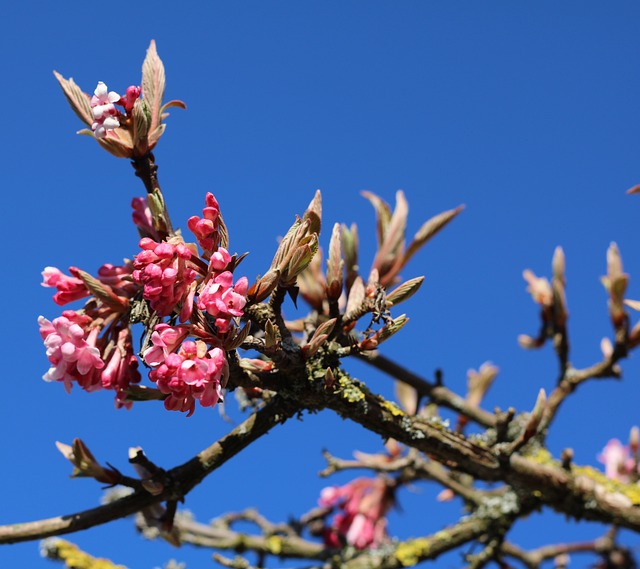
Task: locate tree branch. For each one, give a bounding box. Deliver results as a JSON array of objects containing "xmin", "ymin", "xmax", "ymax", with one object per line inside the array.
[
  {"xmin": 357, "ymin": 351, "xmax": 497, "ymax": 428},
  {"xmin": 0, "ymin": 397, "xmax": 294, "ymax": 544}
]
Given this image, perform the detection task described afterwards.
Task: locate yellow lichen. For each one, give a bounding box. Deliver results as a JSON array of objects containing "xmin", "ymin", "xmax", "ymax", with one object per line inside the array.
[
  {"xmin": 395, "ymin": 538, "xmax": 430, "ymax": 567},
  {"xmin": 45, "ymin": 539, "xmax": 127, "ymax": 569},
  {"xmin": 526, "ymin": 448, "xmax": 640, "ymax": 506},
  {"xmin": 337, "ymin": 377, "xmax": 366, "ymax": 403},
  {"xmin": 525, "ymin": 447, "xmax": 554, "ymax": 465},
  {"xmin": 266, "ymin": 535, "xmax": 283, "ymax": 555},
  {"xmin": 572, "ymin": 464, "xmax": 640, "ymax": 506},
  {"xmin": 382, "ymin": 400, "xmax": 405, "ymax": 417}
]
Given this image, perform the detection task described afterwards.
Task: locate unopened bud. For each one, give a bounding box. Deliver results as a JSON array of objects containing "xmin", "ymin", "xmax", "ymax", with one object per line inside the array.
[
  {"xmin": 56, "ymin": 439, "xmax": 120, "ymax": 485},
  {"xmin": 518, "ymin": 334, "xmax": 543, "ymax": 349},
  {"xmin": 324, "ymin": 367, "xmax": 335, "ymax": 390},
  {"xmin": 248, "ymin": 269, "xmax": 280, "ymax": 303},
  {"xmin": 630, "ymin": 426, "xmax": 639, "ymax": 454},
  {"xmin": 466, "ymin": 362, "xmax": 498, "ymax": 408},
  {"xmin": 326, "ymin": 223, "xmax": 344, "ymax": 301},
  {"xmin": 552, "ymin": 246, "xmax": 566, "ymax": 282},
  {"xmin": 523, "ymin": 389, "xmax": 547, "ymax": 441}
]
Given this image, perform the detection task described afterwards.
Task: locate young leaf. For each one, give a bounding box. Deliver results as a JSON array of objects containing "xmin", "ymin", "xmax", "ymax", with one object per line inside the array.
[
  {"xmin": 386, "ymin": 276, "xmax": 424, "ymax": 306},
  {"xmin": 404, "ymin": 205, "xmax": 465, "ymax": 266},
  {"xmin": 141, "ymin": 40, "xmax": 166, "ymax": 137},
  {"xmin": 53, "ymin": 71, "xmax": 93, "ymax": 127},
  {"xmin": 362, "ymin": 191, "xmax": 392, "ymax": 247}
]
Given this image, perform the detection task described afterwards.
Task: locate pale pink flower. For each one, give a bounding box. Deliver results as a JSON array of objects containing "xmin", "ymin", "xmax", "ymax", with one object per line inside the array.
[
  {"xmin": 90, "ymin": 82, "xmax": 121, "ymax": 138},
  {"xmin": 523, "ymin": 269, "xmax": 553, "ymax": 307},
  {"xmin": 188, "ymin": 192, "xmax": 222, "ymax": 255},
  {"xmin": 39, "ymin": 313, "xmax": 104, "ymax": 393},
  {"xmin": 133, "ymin": 238, "xmax": 198, "ymax": 318},
  {"xmin": 598, "ymin": 439, "xmax": 636, "ymax": 483},
  {"xmin": 131, "ymin": 197, "xmax": 159, "ymax": 240}
]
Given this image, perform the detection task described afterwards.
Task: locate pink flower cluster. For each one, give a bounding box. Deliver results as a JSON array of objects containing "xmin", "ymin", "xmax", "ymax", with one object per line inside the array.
[
  {"xmin": 188, "ymin": 192, "xmax": 222, "ymax": 255},
  {"xmin": 42, "ymin": 267, "xmax": 90, "ymax": 305},
  {"xmin": 38, "ymin": 311, "xmax": 141, "ymax": 407},
  {"xmin": 197, "ymin": 248, "xmax": 249, "ymax": 334},
  {"xmin": 38, "ymin": 312, "xmax": 105, "ymax": 393},
  {"xmin": 89, "ymin": 82, "xmax": 141, "ymax": 138},
  {"xmin": 133, "ymin": 237, "xmax": 198, "ymax": 319},
  {"xmin": 319, "ymin": 478, "xmax": 393, "ymax": 550},
  {"xmin": 598, "ymin": 439, "xmax": 639, "ymax": 483},
  {"xmin": 40, "ymin": 191, "xmax": 248, "ymax": 416},
  {"xmin": 143, "ymin": 324, "xmax": 228, "ymax": 416}
]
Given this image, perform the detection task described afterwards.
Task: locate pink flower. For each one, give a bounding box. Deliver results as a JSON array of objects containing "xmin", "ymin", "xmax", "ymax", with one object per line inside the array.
[
  {"xmin": 90, "ymin": 82, "xmax": 121, "ymax": 138},
  {"xmin": 598, "ymin": 439, "xmax": 636, "ymax": 483},
  {"xmin": 39, "ymin": 313, "xmax": 105, "ymax": 393},
  {"xmin": 101, "ymin": 328, "xmax": 141, "ymax": 409},
  {"xmin": 146, "ymin": 338, "xmax": 228, "ymax": 416},
  {"xmin": 96, "ymin": 262, "xmax": 137, "ymax": 298},
  {"xmin": 133, "ymin": 237, "xmax": 198, "ymax": 318},
  {"xmin": 319, "ymin": 478, "xmax": 393, "ymax": 550},
  {"xmin": 41, "ymin": 266, "xmax": 90, "ymax": 305},
  {"xmin": 209, "ymin": 247, "xmax": 232, "ymax": 271},
  {"xmin": 142, "ymin": 323, "xmax": 190, "ymax": 367},
  {"xmin": 188, "ymin": 193, "xmax": 222, "ymax": 255},
  {"xmin": 131, "ymin": 197, "xmax": 159, "ymax": 240},
  {"xmin": 197, "ymin": 271, "xmax": 248, "ymax": 333}
]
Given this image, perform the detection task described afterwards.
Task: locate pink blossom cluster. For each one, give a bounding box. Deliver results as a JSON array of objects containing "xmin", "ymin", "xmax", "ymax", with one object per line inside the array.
[
  {"xmin": 319, "ymin": 477, "xmax": 393, "ymax": 550},
  {"xmin": 38, "ymin": 311, "xmax": 141, "ymax": 407},
  {"xmin": 38, "ymin": 312, "xmax": 105, "ymax": 393},
  {"xmin": 132, "ymin": 237, "xmax": 198, "ymax": 319},
  {"xmin": 197, "ymin": 248, "xmax": 249, "ymax": 334},
  {"xmin": 598, "ymin": 439, "xmax": 639, "ymax": 483},
  {"xmin": 143, "ymin": 324, "xmax": 228, "ymax": 416},
  {"xmin": 40, "ymin": 191, "xmax": 248, "ymax": 416},
  {"xmin": 188, "ymin": 192, "xmax": 222, "ymax": 255}
]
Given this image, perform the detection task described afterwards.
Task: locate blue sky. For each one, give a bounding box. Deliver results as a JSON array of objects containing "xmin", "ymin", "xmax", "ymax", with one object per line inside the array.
[{"xmin": 3, "ymin": 2, "xmax": 640, "ymax": 567}]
